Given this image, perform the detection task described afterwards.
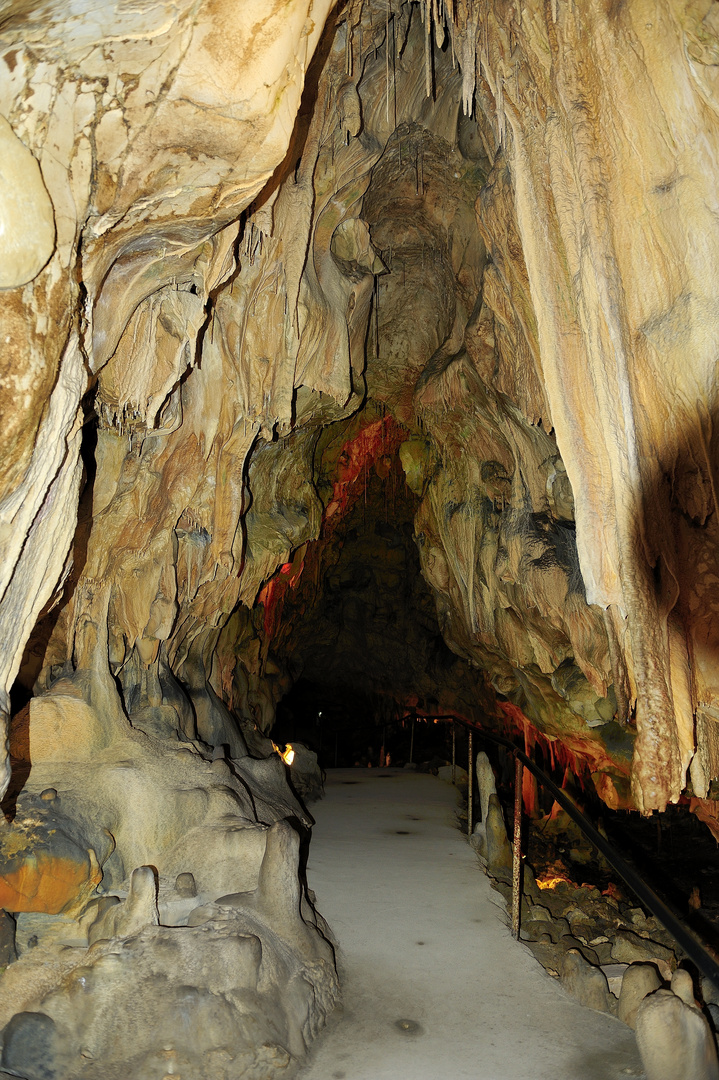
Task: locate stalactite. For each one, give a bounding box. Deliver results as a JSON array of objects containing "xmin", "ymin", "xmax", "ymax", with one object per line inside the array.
[
  {"xmin": 424, "ymin": 0, "xmax": 432, "ymax": 98},
  {"xmin": 386, "ymin": 0, "xmax": 390, "ymax": 124}
]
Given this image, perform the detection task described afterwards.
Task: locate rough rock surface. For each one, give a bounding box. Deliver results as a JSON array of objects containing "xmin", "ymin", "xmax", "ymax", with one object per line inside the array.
[
  {"xmin": 0, "ymin": 645, "xmax": 337, "ymax": 1078},
  {"xmin": 3, "ymin": 0, "xmax": 719, "ymax": 1072},
  {"xmin": 636, "ymin": 987, "xmax": 719, "ymax": 1080},
  {"xmin": 560, "ymin": 949, "xmax": 616, "ymax": 1016}
]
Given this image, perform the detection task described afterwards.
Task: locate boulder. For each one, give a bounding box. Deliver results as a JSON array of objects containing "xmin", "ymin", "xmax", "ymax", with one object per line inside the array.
[
  {"xmin": 699, "ymin": 976, "xmax": 716, "ymax": 1006},
  {"xmin": 610, "ymin": 929, "xmax": 675, "ymax": 969},
  {"xmin": 559, "ymin": 935, "xmax": 600, "ymax": 967},
  {"xmin": 703, "ymin": 974, "xmax": 719, "ymax": 1007},
  {"xmin": 521, "ymin": 919, "xmax": 560, "ymax": 943},
  {"xmin": 520, "ymin": 913, "xmax": 571, "ymax": 944},
  {"xmin": 526, "ymin": 934, "xmax": 600, "ymax": 973},
  {"xmin": 0, "ymin": 827, "xmax": 102, "ymax": 916},
  {"xmin": 437, "ymin": 764, "xmax": 467, "ymax": 785},
  {"xmin": 1, "ymin": 1011, "xmax": 58, "ymax": 1080}
]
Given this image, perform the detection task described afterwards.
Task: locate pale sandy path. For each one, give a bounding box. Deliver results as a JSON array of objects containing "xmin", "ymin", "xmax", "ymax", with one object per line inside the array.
[{"xmin": 297, "ymin": 768, "xmax": 645, "ymax": 1080}]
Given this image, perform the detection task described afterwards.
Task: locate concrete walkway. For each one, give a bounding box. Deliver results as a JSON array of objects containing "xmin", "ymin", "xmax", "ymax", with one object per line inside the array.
[{"xmin": 297, "ymin": 768, "xmax": 645, "ymax": 1080}]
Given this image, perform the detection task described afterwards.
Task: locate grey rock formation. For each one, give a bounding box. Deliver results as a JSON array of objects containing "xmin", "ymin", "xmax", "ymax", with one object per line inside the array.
[
  {"xmin": 1, "ymin": 1011, "xmax": 57, "ymax": 1080},
  {"xmin": 560, "ymin": 949, "xmax": 616, "ymax": 1016},
  {"xmin": 636, "ymin": 988, "xmax": 719, "ymax": 1080},
  {"xmin": 288, "ymin": 742, "xmax": 324, "ymax": 803},
  {"xmin": 610, "ymin": 929, "xmax": 674, "ymax": 968},
  {"xmin": 485, "ymin": 794, "xmax": 514, "ymax": 883},
  {"xmin": 0, "ymin": 912, "xmax": 16, "ymax": 968}
]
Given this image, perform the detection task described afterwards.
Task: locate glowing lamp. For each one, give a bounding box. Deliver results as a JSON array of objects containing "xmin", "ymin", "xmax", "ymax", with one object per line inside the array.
[
  {"xmin": 272, "ymin": 741, "xmax": 295, "ymax": 766},
  {"xmin": 536, "ymin": 875, "xmax": 572, "ymax": 890}
]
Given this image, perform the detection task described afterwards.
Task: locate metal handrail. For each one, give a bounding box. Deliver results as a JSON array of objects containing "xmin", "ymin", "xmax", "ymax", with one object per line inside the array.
[{"xmin": 403, "ymin": 710, "xmax": 719, "ymax": 991}]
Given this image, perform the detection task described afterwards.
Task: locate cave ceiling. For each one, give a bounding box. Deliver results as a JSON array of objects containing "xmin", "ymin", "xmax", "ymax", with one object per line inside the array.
[{"xmin": 2, "ymin": 0, "xmax": 719, "ymax": 830}]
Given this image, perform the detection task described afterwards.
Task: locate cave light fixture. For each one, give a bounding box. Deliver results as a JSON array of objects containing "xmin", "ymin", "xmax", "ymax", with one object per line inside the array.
[{"xmin": 273, "ymin": 741, "xmax": 295, "ymax": 766}]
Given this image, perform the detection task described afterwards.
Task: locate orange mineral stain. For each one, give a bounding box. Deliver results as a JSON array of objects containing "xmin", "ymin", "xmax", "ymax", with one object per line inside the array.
[{"xmin": 0, "ymin": 851, "xmax": 97, "ymax": 914}]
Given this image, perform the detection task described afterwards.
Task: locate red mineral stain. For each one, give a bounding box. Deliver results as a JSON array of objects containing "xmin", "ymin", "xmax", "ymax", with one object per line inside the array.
[{"xmin": 259, "ymin": 416, "xmax": 407, "ymax": 641}]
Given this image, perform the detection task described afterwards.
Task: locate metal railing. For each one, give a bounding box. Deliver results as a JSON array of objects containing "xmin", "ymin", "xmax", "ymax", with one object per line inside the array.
[{"xmin": 403, "ymin": 711, "xmax": 719, "ymax": 992}]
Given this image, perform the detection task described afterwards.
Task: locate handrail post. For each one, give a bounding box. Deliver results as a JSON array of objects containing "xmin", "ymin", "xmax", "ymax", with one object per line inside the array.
[
  {"xmin": 512, "ymin": 754, "xmax": 523, "ymax": 940},
  {"xmin": 468, "ymin": 729, "xmax": 474, "ymax": 836},
  {"xmin": 451, "ymin": 722, "xmax": 456, "ymax": 785}
]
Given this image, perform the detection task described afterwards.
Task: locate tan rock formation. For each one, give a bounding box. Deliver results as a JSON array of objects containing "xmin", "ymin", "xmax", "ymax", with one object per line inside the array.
[
  {"xmin": 4, "ymin": 0, "xmax": 719, "ymax": 1072},
  {"xmin": 0, "ymin": 0, "xmax": 334, "ymax": 801}
]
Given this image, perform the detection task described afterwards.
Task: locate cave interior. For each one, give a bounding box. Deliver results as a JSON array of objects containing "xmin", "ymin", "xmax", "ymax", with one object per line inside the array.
[{"xmin": 3, "ymin": 0, "xmax": 719, "ymax": 1076}]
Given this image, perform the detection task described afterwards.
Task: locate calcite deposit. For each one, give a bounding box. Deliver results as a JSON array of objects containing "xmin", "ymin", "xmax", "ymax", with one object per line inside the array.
[{"xmin": 3, "ymin": 0, "xmax": 719, "ymax": 1074}]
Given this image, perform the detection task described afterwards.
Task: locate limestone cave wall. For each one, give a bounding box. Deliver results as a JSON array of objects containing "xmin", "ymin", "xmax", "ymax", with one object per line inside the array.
[
  {"xmin": 3, "ymin": 0, "xmax": 719, "ymax": 1071},
  {"xmin": 3, "ymin": 0, "xmax": 719, "ymax": 824}
]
